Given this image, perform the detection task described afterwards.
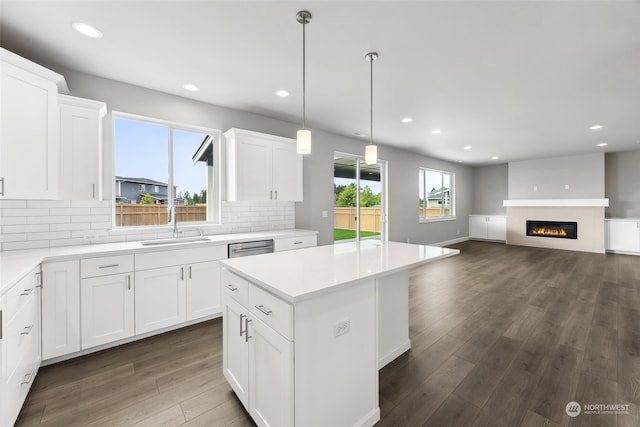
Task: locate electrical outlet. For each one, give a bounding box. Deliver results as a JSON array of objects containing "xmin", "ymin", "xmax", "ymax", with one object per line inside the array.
[
  {"xmin": 322, "ymin": 210, "xmax": 328, "ymax": 218},
  {"xmin": 333, "ymin": 320, "xmax": 350, "ymax": 338},
  {"xmin": 564, "ymin": 184, "xmax": 570, "ymax": 190}
]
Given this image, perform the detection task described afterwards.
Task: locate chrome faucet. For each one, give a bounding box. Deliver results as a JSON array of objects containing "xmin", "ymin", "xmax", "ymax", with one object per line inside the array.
[{"xmin": 169, "ymin": 205, "xmax": 179, "ymax": 238}]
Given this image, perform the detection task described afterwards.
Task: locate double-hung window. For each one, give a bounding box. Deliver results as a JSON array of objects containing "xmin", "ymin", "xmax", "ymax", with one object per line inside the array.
[
  {"xmin": 419, "ymin": 167, "xmax": 455, "ymax": 221},
  {"xmin": 113, "ymin": 113, "xmax": 220, "ymax": 227}
]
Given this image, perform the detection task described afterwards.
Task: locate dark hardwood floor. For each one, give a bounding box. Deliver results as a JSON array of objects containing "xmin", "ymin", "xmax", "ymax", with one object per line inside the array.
[{"xmin": 15, "ymin": 241, "xmax": 640, "ymax": 426}]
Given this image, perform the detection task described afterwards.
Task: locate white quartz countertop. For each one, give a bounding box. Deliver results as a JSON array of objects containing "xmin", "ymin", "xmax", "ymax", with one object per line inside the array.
[
  {"xmin": 220, "ymin": 241, "xmax": 460, "ymax": 303},
  {"xmin": 0, "ymin": 229, "xmax": 317, "ymax": 294}
]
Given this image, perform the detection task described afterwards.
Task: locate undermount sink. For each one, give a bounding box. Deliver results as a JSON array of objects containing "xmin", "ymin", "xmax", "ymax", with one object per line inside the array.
[{"xmin": 141, "ymin": 236, "xmax": 210, "ymax": 246}]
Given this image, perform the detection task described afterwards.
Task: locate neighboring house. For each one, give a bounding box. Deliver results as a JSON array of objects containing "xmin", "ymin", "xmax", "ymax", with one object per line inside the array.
[
  {"xmin": 425, "ymin": 187, "xmax": 451, "ymax": 208},
  {"xmin": 115, "ymin": 176, "xmax": 180, "ymax": 204}
]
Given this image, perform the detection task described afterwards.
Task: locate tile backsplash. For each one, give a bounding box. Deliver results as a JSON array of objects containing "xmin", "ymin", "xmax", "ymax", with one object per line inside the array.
[{"xmin": 0, "ymin": 199, "xmax": 295, "ymax": 251}]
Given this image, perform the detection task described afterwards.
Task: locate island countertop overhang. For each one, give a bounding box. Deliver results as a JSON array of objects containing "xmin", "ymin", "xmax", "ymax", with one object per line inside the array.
[{"xmin": 219, "ymin": 241, "xmax": 460, "ymax": 303}]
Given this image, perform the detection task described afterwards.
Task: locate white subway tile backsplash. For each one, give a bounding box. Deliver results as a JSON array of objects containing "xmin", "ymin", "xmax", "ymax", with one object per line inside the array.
[{"xmin": 1, "ymin": 199, "xmax": 295, "ymax": 251}]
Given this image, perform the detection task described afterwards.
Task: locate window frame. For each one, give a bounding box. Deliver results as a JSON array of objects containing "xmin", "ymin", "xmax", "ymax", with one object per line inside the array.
[
  {"xmin": 418, "ymin": 167, "xmax": 456, "ymax": 223},
  {"xmin": 112, "ymin": 111, "xmax": 221, "ymax": 229}
]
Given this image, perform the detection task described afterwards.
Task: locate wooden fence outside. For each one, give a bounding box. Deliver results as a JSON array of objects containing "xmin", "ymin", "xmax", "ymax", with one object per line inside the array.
[
  {"xmin": 115, "ymin": 204, "xmax": 206, "ymax": 227},
  {"xmin": 334, "ymin": 207, "xmax": 382, "ymax": 233}
]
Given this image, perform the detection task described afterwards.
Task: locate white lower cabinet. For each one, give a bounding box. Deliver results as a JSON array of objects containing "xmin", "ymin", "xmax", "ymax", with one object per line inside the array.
[
  {"xmin": 186, "ymin": 260, "xmax": 222, "ymax": 321},
  {"xmin": 222, "ymin": 269, "xmax": 294, "ymax": 427},
  {"xmin": 469, "ymin": 215, "xmax": 506, "ymax": 241},
  {"xmin": 135, "ymin": 266, "xmax": 186, "ymax": 334},
  {"xmin": 1, "ymin": 267, "xmax": 41, "ymax": 427},
  {"xmin": 605, "ymin": 219, "xmax": 640, "ymax": 254},
  {"xmin": 41, "ymin": 260, "xmax": 80, "ymax": 360}
]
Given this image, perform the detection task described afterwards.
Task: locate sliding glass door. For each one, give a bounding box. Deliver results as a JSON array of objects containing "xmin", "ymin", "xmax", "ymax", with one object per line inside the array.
[{"xmin": 333, "ymin": 152, "xmax": 387, "ymax": 243}]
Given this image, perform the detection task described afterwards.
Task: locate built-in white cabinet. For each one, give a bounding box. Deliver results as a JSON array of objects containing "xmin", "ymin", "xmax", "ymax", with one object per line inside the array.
[
  {"xmin": 605, "ymin": 219, "xmax": 640, "ymax": 254},
  {"xmin": 222, "ymin": 269, "xmax": 294, "ymax": 427},
  {"xmin": 185, "ymin": 260, "xmax": 223, "ymax": 321},
  {"xmin": 0, "ymin": 266, "xmax": 41, "ymax": 427},
  {"xmin": 80, "ymin": 255, "xmax": 135, "ymax": 349},
  {"xmin": 225, "ymin": 128, "xmax": 303, "ymax": 202},
  {"xmin": 41, "ymin": 260, "xmax": 80, "ymax": 360},
  {"xmin": 469, "ymin": 215, "xmax": 507, "ymax": 241},
  {"xmin": 134, "ymin": 266, "xmax": 186, "ymax": 335},
  {"xmin": 58, "ymin": 95, "xmax": 106, "ymax": 200},
  {"xmin": 0, "ymin": 48, "xmax": 66, "ymax": 199},
  {"xmin": 273, "ymin": 234, "xmax": 317, "ymax": 252}
]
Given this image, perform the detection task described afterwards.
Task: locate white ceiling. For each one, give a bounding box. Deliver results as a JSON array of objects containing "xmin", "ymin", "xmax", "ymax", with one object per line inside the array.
[{"xmin": 2, "ymin": 0, "xmax": 640, "ymax": 166}]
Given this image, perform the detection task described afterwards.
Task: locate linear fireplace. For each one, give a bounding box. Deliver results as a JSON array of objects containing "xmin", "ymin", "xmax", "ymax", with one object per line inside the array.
[{"xmin": 526, "ymin": 220, "xmax": 577, "ymax": 239}]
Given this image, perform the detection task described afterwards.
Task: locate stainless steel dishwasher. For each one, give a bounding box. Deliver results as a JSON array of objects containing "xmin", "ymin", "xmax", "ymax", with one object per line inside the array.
[{"xmin": 228, "ymin": 239, "xmax": 274, "ymax": 258}]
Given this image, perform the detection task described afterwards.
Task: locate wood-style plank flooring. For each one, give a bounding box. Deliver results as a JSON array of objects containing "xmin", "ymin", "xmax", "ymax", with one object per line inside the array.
[{"xmin": 15, "ymin": 241, "xmax": 640, "ymax": 426}]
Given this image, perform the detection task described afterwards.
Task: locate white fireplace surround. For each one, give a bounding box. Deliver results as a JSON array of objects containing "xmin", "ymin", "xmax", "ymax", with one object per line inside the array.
[{"xmin": 503, "ymin": 199, "xmax": 607, "ymax": 253}]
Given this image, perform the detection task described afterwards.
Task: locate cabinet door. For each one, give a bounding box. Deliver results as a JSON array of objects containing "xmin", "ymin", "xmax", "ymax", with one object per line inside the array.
[
  {"xmin": 487, "ymin": 216, "xmax": 507, "ymax": 241},
  {"xmin": 81, "ymin": 273, "xmax": 134, "ymax": 349},
  {"xmin": 272, "ymin": 140, "xmax": 302, "ymax": 202},
  {"xmin": 186, "ymin": 260, "xmax": 222, "ymax": 321},
  {"xmin": 59, "ymin": 97, "xmax": 104, "ymax": 200},
  {"xmin": 135, "ymin": 266, "xmax": 186, "ymax": 335},
  {"xmin": 223, "ymin": 297, "xmax": 249, "ymax": 410},
  {"xmin": 469, "ymin": 216, "xmax": 488, "ymax": 239},
  {"xmin": 0, "ymin": 61, "xmax": 59, "ymax": 199},
  {"xmin": 606, "ymin": 220, "xmax": 640, "ymax": 252},
  {"xmin": 249, "ymin": 316, "xmax": 294, "ymax": 427},
  {"xmin": 234, "ymin": 136, "xmax": 273, "ymax": 201},
  {"xmin": 41, "ymin": 261, "xmax": 80, "ymax": 360}
]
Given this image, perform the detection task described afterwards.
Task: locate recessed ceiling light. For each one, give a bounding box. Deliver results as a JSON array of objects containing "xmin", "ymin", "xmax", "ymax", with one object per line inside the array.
[
  {"xmin": 401, "ymin": 117, "xmax": 412, "ymax": 123},
  {"xmin": 589, "ymin": 125, "xmax": 603, "ymax": 130},
  {"xmin": 276, "ymin": 89, "xmax": 289, "ymax": 97},
  {"xmin": 491, "ymin": 156, "xmax": 500, "ymax": 160},
  {"xmin": 72, "ymin": 22, "xmax": 103, "ymax": 39},
  {"xmin": 463, "ymin": 145, "xmax": 472, "ymax": 150},
  {"xmin": 432, "ymin": 129, "xmax": 441, "ymax": 134},
  {"xmin": 183, "ymin": 83, "xmax": 199, "ymax": 92},
  {"xmin": 596, "ymin": 142, "xmax": 608, "ymax": 147}
]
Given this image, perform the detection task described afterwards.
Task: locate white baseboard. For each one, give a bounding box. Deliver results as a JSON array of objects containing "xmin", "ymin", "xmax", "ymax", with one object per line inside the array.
[{"xmin": 431, "ymin": 236, "xmax": 470, "ymax": 247}]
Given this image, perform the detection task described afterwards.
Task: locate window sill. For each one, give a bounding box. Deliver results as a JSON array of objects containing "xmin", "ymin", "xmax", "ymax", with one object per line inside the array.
[{"xmin": 419, "ymin": 216, "xmax": 457, "ymax": 224}]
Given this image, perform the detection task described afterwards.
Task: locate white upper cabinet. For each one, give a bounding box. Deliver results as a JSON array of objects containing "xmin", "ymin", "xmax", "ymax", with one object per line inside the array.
[
  {"xmin": 0, "ymin": 49, "xmax": 67, "ymax": 199},
  {"xmin": 225, "ymin": 128, "xmax": 303, "ymax": 202},
  {"xmin": 58, "ymin": 95, "xmax": 106, "ymax": 200}
]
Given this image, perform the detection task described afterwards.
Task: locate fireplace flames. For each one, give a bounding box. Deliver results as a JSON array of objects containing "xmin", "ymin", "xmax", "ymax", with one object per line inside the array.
[{"xmin": 530, "ymin": 226, "xmax": 568, "ymax": 237}]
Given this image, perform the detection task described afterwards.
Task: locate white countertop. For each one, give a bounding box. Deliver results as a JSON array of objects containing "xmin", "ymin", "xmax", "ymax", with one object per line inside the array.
[
  {"xmin": 220, "ymin": 241, "xmax": 460, "ymax": 303},
  {"xmin": 0, "ymin": 229, "xmax": 317, "ymax": 295}
]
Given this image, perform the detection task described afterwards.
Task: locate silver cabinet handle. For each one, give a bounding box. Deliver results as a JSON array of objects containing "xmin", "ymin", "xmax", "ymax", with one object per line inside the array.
[
  {"xmin": 225, "ymin": 284, "xmax": 238, "ymax": 292},
  {"xmin": 275, "ymin": 190, "xmax": 278, "ymax": 200},
  {"xmin": 35, "ymin": 272, "xmax": 42, "ymax": 288},
  {"xmin": 0, "ymin": 177, "xmax": 4, "ymax": 196},
  {"xmin": 245, "ymin": 317, "xmax": 252, "ymax": 342},
  {"xmin": 21, "ymin": 370, "xmax": 34, "ymax": 385},
  {"xmin": 188, "ymin": 266, "xmax": 192, "ymax": 280},
  {"xmin": 99, "ymin": 264, "xmax": 119, "ymax": 269},
  {"xmin": 270, "ymin": 190, "xmax": 273, "ymax": 200},
  {"xmin": 21, "ymin": 324, "xmax": 34, "ymax": 335},
  {"xmin": 180, "ymin": 267, "xmax": 184, "ymax": 281},
  {"xmin": 92, "ymin": 183, "xmax": 96, "ymax": 199},
  {"xmin": 255, "ymin": 304, "xmax": 273, "ymax": 316},
  {"xmin": 240, "ymin": 313, "xmax": 246, "ymax": 337},
  {"xmin": 293, "ymin": 241, "xmax": 303, "ymax": 245},
  {"xmin": 0, "ymin": 310, "xmax": 3, "ymax": 340},
  {"xmin": 20, "ymin": 288, "xmax": 33, "ymax": 296},
  {"xmin": 126, "ymin": 275, "xmax": 131, "ymax": 290}
]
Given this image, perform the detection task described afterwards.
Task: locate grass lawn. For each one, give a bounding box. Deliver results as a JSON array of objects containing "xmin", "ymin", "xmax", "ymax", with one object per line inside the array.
[{"xmin": 334, "ymin": 228, "xmax": 381, "ymax": 241}]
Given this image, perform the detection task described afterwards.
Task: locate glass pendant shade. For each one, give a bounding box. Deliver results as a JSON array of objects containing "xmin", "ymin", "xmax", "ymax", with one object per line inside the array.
[
  {"xmin": 365, "ymin": 144, "xmax": 378, "ymax": 165},
  {"xmin": 297, "ymin": 129, "xmax": 312, "ymax": 155}
]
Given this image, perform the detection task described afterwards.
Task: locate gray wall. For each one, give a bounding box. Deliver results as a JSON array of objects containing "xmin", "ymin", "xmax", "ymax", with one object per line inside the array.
[
  {"xmin": 605, "ymin": 149, "xmax": 640, "ymax": 218},
  {"xmin": 508, "ymin": 153, "xmax": 605, "ymax": 199},
  {"xmin": 471, "ymin": 164, "xmax": 508, "ymax": 215},
  {"xmin": 57, "ymin": 67, "xmax": 473, "ymax": 246}
]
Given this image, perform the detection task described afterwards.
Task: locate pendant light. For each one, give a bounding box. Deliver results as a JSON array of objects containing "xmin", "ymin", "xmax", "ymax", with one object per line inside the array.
[
  {"xmin": 296, "ymin": 10, "xmax": 312, "ymax": 155},
  {"xmin": 365, "ymin": 52, "xmax": 378, "ymax": 165}
]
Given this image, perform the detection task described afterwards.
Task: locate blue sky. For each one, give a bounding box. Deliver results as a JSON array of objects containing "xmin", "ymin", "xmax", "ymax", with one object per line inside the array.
[{"xmin": 114, "ymin": 118, "xmax": 206, "ymax": 197}]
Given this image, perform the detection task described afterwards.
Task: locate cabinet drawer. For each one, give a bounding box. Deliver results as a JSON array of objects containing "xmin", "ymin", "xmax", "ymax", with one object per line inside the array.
[
  {"xmin": 249, "ymin": 284, "xmax": 293, "ymax": 340},
  {"xmin": 136, "ymin": 245, "xmax": 227, "ymax": 270},
  {"xmin": 4, "ymin": 355, "xmax": 39, "ymax": 426},
  {"xmin": 221, "ymin": 268, "xmax": 249, "ymax": 306},
  {"xmin": 6, "ymin": 267, "xmax": 39, "ymax": 322},
  {"xmin": 274, "ymin": 235, "xmax": 317, "ymax": 252},
  {"xmin": 6, "ymin": 292, "xmax": 38, "ymax": 379},
  {"xmin": 81, "ymin": 254, "xmax": 134, "ymax": 278}
]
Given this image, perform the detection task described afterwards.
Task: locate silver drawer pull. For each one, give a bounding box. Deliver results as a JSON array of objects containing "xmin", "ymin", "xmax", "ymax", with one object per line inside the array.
[
  {"xmin": 294, "ymin": 241, "xmax": 303, "ymax": 244},
  {"xmin": 240, "ymin": 313, "xmax": 246, "ymax": 336},
  {"xmin": 21, "ymin": 370, "xmax": 34, "ymax": 385},
  {"xmin": 255, "ymin": 305, "xmax": 273, "ymax": 316},
  {"xmin": 245, "ymin": 317, "xmax": 252, "ymax": 342},
  {"xmin": 99, "ymin": 264, "xmax": 119, "ymax": 269},
  {"xmin": 21, "ymin": 324, "xmax": 34, "ymax": 335},
  {"xmin": 225, "ymin": 284, "xmax": 238, "ymax": 292},
  {"xmin": 20, "ymin": 288, "xmax": 33, "ymax": 296}
]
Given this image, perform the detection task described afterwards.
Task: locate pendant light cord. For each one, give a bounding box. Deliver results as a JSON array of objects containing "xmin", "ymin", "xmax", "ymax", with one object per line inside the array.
[
  {"xmin": 370, "ymin": 54, "xmax": 373, "ymax": 146},
  {"xmin": 302, "ymin": 18, "xmax": 306, "ymax": 130}
]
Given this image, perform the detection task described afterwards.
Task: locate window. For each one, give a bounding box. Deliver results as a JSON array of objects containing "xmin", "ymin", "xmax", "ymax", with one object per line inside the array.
[
  {"xmin": 113, "ymin": 113, "xmax": 220, "ymax": 227},
  {"xmin": 419, "ymin": 168, "xmax": 454, "ymax": 221}
]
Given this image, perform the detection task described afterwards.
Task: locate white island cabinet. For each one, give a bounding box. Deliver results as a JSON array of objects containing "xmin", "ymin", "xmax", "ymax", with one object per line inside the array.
[{"xmin": 220, "ymin": 241, "xmax": 459, "ymax": 427}]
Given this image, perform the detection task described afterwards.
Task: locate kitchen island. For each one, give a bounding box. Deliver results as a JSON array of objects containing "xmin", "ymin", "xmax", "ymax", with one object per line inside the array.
[{"xmin": 219, "ymin": 240, "xmax": 459, "ymax": 427}]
